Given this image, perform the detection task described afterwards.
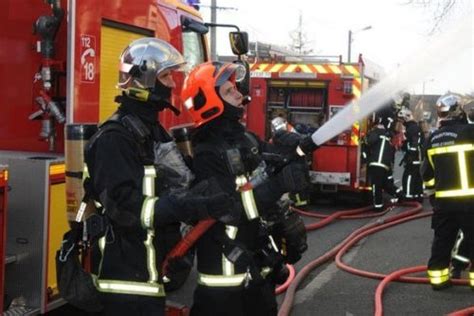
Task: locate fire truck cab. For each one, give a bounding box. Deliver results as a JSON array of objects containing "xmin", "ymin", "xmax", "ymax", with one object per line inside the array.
[{"xmin": 247, "ymin": 53, "xmax": 378, "ymax": 194}]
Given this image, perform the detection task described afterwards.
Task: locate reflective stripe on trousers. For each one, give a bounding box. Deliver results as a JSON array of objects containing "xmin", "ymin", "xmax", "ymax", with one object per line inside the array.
[{"xmin": 427, "ymin": 268, "xmax": 450, "ymax": 285}]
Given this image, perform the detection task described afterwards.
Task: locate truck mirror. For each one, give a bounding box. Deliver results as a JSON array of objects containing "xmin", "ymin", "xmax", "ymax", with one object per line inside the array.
[
  {"xmin": 182, "ymin": 17, "xmax": 209, "ymax": 34},
  {"xmin": 233, "ymin": 60, "xmax": 250, "ymax": 97},
  {"xmin": 229, "ymin": 32, "xmax": 248, "ymax": 56}
]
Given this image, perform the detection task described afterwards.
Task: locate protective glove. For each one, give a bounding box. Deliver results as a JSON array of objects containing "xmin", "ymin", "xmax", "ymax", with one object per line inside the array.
[
  {"xmin": 298, "ymin": 135, "xmax": 319, "ymax": 155},
  {"xmin": 275, "ymin": 160, "xmax": 310, "ymax": 193},
  {"xmin": 281, "ymin": 211, "xmax": 308, "ymax": 263},
  {"xmin": 272, "ymin": 130, "xmax": 302, "ymax": 155},
  {"xmin": 272, "ymin": 210, "xmax": 307, "ymax": 264},
  {"xmin": 169, "ymin": 177, "xmax": 241, "ymax": 225}
]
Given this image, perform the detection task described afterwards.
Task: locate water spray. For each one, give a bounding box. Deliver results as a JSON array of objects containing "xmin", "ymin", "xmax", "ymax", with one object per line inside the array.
[{"xmin": 310, "ymin": 16, "xmax": 473, "ymax": 146}]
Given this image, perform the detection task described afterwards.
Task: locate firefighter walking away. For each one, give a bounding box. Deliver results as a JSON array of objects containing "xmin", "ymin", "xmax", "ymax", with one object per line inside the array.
[
  {"xmin": 364, "ymin": 105, "xmax": 402, "ymax": 211},
  {"xmin": 398, "ymin": 108, "xmax": 425, "ymax": 202}
]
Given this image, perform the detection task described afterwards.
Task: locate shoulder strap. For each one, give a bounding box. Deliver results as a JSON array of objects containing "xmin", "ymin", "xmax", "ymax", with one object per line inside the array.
[
  {"xmin": 243, "ymin": 132, "xmax": 260, "ymax": 155},
  {"xmin": 85, "ymin": 112, "xmax": 152, "ymax": 163},
  {"xmin": 193, "ymin": 137, "xmax": 230, "ymax": 158}
]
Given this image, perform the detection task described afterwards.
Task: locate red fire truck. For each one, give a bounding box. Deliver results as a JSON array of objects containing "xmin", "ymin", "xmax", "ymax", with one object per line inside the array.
[
  {"xmin": 246, "ymin": 54, "xmax": 378, "ymax": 194},
  {"xmin": 0, "ymin": 1, "xmax": 246, "ymax": 314}
]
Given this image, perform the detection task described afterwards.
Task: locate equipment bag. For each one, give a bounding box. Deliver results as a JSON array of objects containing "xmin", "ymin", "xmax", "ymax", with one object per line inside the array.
[{"xmin": 56, "ymin": 228, "xmax": 103, "ymax": 312}]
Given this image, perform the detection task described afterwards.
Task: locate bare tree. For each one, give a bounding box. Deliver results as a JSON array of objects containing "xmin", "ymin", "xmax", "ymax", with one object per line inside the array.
[{"xmin": 404, "ymin": 0, "xmax": 458, "ymax": 34}]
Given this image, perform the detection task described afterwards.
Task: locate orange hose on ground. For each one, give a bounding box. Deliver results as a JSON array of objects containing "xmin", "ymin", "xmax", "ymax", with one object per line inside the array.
[
  {"xmin": 302, "ymin": 206, "xmax": 375, "ymax": 231},
  {"xmin": 275, "ymin": 264, "xmax": 295, "ymax": 295},
  {"xmin": 278, "ymin": 202, "xmax": 423, "ymax": 316},
  {"xmin": 447, "ymin": 306, "xmax": 474, "ymax": 316},
  {"xmin": 374, "ymin": 265, "xmax": 427, "ymax": 316}
]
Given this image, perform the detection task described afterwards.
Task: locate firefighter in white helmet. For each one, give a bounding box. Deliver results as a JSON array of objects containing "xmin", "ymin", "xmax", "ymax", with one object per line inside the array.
[{"xmin": 422, "ymin": 93, "xmax": 474, "ymax": 290}]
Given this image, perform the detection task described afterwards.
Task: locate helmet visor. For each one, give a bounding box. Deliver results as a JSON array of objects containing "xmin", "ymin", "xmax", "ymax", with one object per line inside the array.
[{"xmin": 215, "ymin": 63, "xmax": 246, "ymax": 87}]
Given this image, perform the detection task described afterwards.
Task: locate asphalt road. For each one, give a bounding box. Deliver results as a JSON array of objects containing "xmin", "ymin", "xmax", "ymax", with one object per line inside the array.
[{"xmin": 167, "ymin": 198, "xmax": 473, "ymax": 316}]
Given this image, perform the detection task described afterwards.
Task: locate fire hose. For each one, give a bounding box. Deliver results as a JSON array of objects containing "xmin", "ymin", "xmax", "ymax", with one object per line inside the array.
[
  {"xmin": 280, "ymin": 202, "xmax": 473, "ymax": 316},
  {"xmin": 278, "ymin": 202, "xmax": 423, "ymax": 316}
]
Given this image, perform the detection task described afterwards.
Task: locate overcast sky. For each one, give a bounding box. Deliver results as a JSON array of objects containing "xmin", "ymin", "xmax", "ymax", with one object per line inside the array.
[{"xmin": 200, "ymin": 0, "xmax": 473, "ymax": 95}]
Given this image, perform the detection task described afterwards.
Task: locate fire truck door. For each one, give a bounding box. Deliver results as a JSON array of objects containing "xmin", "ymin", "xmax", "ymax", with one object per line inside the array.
[{"xmin": 99, "ymin": 23, "xmax": 153, "ymax": 122}]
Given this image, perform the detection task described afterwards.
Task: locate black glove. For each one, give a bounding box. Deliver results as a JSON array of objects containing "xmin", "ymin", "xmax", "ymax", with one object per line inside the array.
[
  {"xmin": 275, "ymin": 160, "xmax": 310, "ymax": 193},
  {"xmin": 278, "ymin": 211, "xmax": 308, "ymax": 264},
  {"xmin": 273, "ymin": 130, "xmax": 302, "ymax": 155},
  {"xmin": 172, "ymin": 178, "xmax": 241, "ymax": 225},
  {"xmin": 299, "ymin": 135, "xmax": 319, "ymax": 155}
]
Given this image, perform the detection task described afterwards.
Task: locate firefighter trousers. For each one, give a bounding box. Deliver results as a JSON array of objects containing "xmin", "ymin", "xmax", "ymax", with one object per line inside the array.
[
  {"xmin": 402, "ymin": 164, "xmax": 423, "ymax": 201},
  {"xmin": 368, "ymin": 166, "xmax": 400, "ymax": 210},
  {"xmin": 100, "ymin": 293, "xmax": 165, "ymax": 316},
  {"xmin": 428, "ymin": 211, "xmax": 474, "ymax": 273},
  {"xmin": 190, "ymin": 279, "xmax": 277, "ymax": 316}
]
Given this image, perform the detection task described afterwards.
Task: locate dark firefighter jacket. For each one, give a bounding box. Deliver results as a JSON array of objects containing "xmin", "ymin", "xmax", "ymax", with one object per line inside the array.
[
  {"xmin": 365, "ymin": 125, "xmax": 395, "ymax": 170},
  {"xmin": 421, "ymin": 119, "xmax": 474, "ymax": 212},
  {"xmin": 401, "ymin": 120, "xmax": 424, "ymax": 165},
  {"xmin": 191, "ymin": 117, "xmax": 283, "ymax": 287},
  {"xmin": 84, "ymin": 96, "xmax": 189, "ymax": 298},
  {"xmin": 375, "ymin": 103, "xmax": 398, "ymax": 132}
]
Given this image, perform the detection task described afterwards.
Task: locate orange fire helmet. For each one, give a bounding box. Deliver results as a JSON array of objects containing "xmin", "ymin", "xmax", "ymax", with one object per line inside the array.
[{"xmin": 181, "ymin": 61, "xmax": 245, "ymax": 127}]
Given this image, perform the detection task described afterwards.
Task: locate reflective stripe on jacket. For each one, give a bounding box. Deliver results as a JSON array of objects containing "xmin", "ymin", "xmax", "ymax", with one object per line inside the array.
[
  {"xmin": 421, "ymin": 121, "xmax": 474, "ymax": 211},
  {"xmin": 93, "ymin": 164, "xmax": 164, "ymax": 297}
]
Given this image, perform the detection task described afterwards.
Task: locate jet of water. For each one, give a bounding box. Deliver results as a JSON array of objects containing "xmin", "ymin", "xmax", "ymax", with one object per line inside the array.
[{"xmin": 311, "ymin": 16, "xmax": 473, "ymax": 146}]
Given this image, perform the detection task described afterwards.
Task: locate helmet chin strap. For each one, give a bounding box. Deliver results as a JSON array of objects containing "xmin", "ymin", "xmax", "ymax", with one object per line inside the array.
[
  {"xmin": 121, "ymin": 84, "xmax": 181, "ymax": 116},
  {"xmin": 221, "ymin": 101, "xmax": 244, "ymax": 121},
  {"xmin": 150, "ymin": 79, "xmax": 181, "ymax": 116}
]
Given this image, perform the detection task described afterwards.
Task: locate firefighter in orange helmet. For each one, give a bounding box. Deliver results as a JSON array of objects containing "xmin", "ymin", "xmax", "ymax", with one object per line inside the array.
[{"xmin": 182, "ymin": 61, "xmax": 310, "ymax": 316}]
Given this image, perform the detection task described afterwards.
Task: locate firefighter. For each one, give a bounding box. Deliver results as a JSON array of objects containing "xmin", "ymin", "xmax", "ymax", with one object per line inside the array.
[
  {"xmin": 398, "ymin": 108, "xmax": 424, "ymax": 202},
  {"xmin": 270, "ymin": 116, "xmax": 309, "ymax": 206},
  {"xmin": 365, "ymin": 113, "xmax": 402, "ymax": 211},
  {"xmin": 270, "ymin": 116, "xmax": 297, "ymax": 134},
  {"xmin": 84, "ymin": 38, "xmax": 235, "ymax": 316},
  {"xmin": 449, "ymin": 101, "xmax": 474, "ymax": 279},
  {"xmin": 421, "ymin": 93, "xmax": 474, "ymax": 290},
  {"xmin": 181, "ymin": 61, "xmax": 314, "ymax": 316},
  {"xmin": 375, "ymin": 99, "xmax": 398, "ymax": 134}
]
